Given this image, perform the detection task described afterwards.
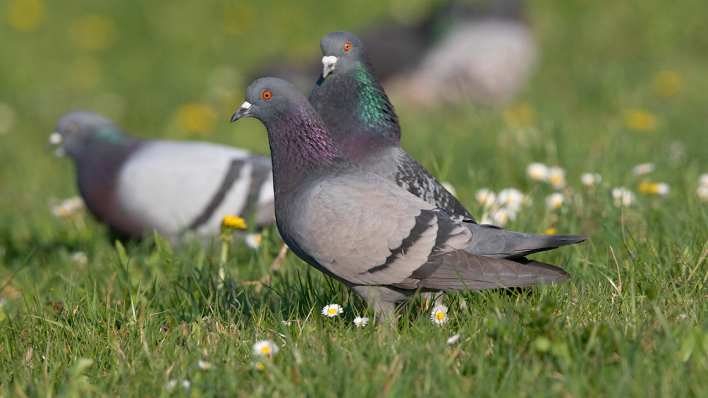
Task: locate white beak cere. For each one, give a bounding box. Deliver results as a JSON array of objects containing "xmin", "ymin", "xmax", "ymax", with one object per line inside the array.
[
  {"xmin": 322, "ymin": 56, "xmax": 338, "ymax": 78},
  {"xmin": 241, "ymin": 101, "xmax": 252, "ymax": 109},
  {"xmin": 49, "ymin": 132, "xmax": 63, "ymax": 145}
]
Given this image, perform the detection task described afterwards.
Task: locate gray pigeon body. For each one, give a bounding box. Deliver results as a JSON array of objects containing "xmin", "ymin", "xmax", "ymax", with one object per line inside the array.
[
  {"xmin": 50, "ymin": 111, "xmax": 274, "ymax": 240},
  {"xmin": 309, "ymin": 31, "xmax": 474, "ymax": 220},
  {"xmin": 231, "ymin": 78, "xmax": 582, "ymax": 317}
]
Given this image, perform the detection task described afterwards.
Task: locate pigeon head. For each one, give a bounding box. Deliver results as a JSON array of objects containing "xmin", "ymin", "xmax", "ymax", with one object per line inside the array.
[
  {"xmin": 230, "ymin": 78, "xmax": 311, "ymax": 125},
  {"xmin": 309, "ymin": 31, "xmax": 401, "ymax": 156},
  {"xmin": 319, "ymin": 31, "xmax": 367, "ymax": 79},
  {"xmin": 50, "ymin": 111, "xmax": 130, "ymax": 159},
  {"xmin": 232, "ymin": 78, "xmax": 354, "ymax": 189}
]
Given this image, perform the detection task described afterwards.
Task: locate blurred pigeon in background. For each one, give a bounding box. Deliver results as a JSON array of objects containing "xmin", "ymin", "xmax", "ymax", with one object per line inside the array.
[
  {"xmin": 49, "ymin": 111, "xmax": 274, "ymax": 241},
  {"xmin": 309, "ymin": 31, "xmax": 474, "ymax": 220},
  {"xmin": 257, "ymin": 0, "xmax": 537, "ymax": 105},
  {"xmin": 231, "ymin": 78, "xmax": 584, "ymax": 317}
]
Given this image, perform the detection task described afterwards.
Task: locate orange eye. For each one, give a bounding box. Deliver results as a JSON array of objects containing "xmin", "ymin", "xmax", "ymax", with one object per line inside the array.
[
  {"xmin": 344, "ymin": 42, "xmax": 351, "ymax": 51},
  {"xmin": 262, "ymin": 90, "xmax": 272, "ymax": 99}
]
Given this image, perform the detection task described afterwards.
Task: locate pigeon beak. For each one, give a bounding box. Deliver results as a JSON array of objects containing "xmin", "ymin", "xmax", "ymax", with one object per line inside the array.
[
  {"xmin": 231, "ymin": 101, "xmax": 252, "ymax": 122},
  {"xmin": 322, "ymin": 56, "xmax": 338, "ymax": 78},
  {"xmin": 46, "ymin": 132, "xmax": 65, "ymax": 158}
]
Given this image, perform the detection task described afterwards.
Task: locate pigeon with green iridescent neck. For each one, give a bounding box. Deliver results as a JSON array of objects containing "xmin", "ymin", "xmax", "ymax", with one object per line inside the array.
[
  {"xmin": 309, "ymin": 31, "xmax": 475, "ymax": 220},
  {"xmin": 49, "ymin": 111, "xmax": 274, "ymax": 240},
  {"xmin": 232, "ymin": 78, "xmax": 581, "ymax": 317}
]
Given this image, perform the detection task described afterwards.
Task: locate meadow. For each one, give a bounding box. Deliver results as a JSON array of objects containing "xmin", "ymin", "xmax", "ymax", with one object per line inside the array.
[{"xmin": 1, "ymin": 0, "xmax": 708, "ymax": 396}]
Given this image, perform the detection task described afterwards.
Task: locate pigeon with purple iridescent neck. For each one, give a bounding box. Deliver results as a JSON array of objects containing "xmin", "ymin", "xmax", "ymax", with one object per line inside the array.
[
  {"xmin": 49, "ymin": 111, "xmax": 274, "ymax": 241},
  {"xmin": 231, "ymin": 78, "xmax": 583, "ymax": 317},
  {"xmin": 309, "ymin": 31, "xmax": 475, "ymax": 220}
]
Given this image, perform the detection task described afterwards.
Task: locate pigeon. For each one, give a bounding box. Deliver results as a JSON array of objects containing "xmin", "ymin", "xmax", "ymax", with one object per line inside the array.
[
  {"xmin": 309, "ymin": 30, "xmax": 474, "ymax": 220},
  {"xmin": 49, "ymin": 111, "xmax": 274, "ymax": 240},
  {"xmin": 231, "ymin": 78, "xmax": 584, "ymax": 317},
  {"xmin": 255, "ymin": 0, "xmax": 536, "ymax": 105}
]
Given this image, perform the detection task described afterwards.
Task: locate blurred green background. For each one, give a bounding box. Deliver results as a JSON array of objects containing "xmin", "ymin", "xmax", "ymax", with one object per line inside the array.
[{"xmin": 1, "ymin": 0, "xmax": 708, "ymax": 395}]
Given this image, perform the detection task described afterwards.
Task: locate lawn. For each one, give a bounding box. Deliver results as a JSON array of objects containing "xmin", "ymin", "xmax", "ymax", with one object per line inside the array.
[{"xmin": 1, "ymin": 0, "xmax": 708, "ymax": 396}]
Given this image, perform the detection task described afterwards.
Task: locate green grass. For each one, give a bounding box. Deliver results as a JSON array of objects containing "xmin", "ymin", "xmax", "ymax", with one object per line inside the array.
[{"xmin": 2, "ymin": 0, "xmax": 708, "ymax": 396}]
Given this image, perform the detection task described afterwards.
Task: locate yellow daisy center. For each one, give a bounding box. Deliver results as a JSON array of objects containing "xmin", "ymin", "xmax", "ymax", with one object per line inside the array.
[
  {"xmin": 261, "ymin": 346, "xmax": 270, "ymax": 354},
  {"xmin": 436, "ymin": 312, "xmax": 445, "ymax": 321},
  {"xmin": 257, "ymin": 363, "xmax": 264, "ymax": 370},
  {"xmin": 328, "ymin": 308, "xmax": 337, "ymax": 314}
]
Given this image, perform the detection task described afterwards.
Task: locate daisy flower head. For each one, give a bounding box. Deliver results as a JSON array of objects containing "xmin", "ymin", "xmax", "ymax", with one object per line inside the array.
[
  {"xmin": 632, "ymin": 163, "xmax": 655, "ymax": 176},
  {"xmin": 699, "ymin": 174, "xmax": 708, "ymax": 188},
  {"xmin": 441, "ymin": 182, "xmax": 457, "ymax": 196},
  {"xmin": 198, "ymin": 360, "xmax": 212, "ymax": 370},
  {"xmin": 580, "ymin": 173, "xmax": 602, "ymax": 187},
  {"xmin": 548, "ymin": 166, "xmax": 566, "ymax": 189},
  {"xmin": 527, "ymin": 162, "xmax": 549, "ymax": 181},
  {"xmin": 245, "ymin": 233, "xmax": 262, "ymax": 249},
  {"xmin": 353, "ymin": 317, "xmax": 369, "ymax": 327},
  {"xmin": 446, "ymin": 334, "xmax": 460, "ymax": 345},
  {"xmin": 252, "ymin": 340, "xmax": 279, "ymax": 356},
  {"xmin": 182, "ymin": 380, "xmax": 191, "ymax": 390},
  {"xmin": 252, "ymin": 361, "xmax": 265, "ymax": 371},
  {"xmin": 430, "ymin": 304, "xmax": 449, "ymax": 326},
  {"xmin": 697, "ymin": 186, "xmax": 708, "ymax": 202},
  {"xmin": 638, "ymin": 182, "xmax": 670, "ymax": 196},
  {"xmin": 165, "ymin": 380, "xmax": 177, "ymax": 391},
  {"xmin": 51, "ymin": 196, "xmax": 85, "ymax": 218},
  {"xmin": 545, "ymin": 193, "xmax": 565, "ymax": 210},
  {"xmin": 475, "ymin": 188, "xmax": 496, "ymax": 209},
  {"xmin": 612, "ymin": 187, "xmax": 636, "ymax": 207},
  {"xmin": 70, "ymin": 251, "xmax": 88, "ymax": 266},
  {"xmin": 490, "ymin": 208, "xmax": 516, "ymax": 227},
  {"xmin": 321, "ymin": 304, "xmax": 343, "ymax": 317}
]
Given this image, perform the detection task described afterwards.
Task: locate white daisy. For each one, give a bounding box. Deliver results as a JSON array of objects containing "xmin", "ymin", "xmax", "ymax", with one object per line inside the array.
[
  {"xmin": 252, "ymin": 361, "xmax": 265, "ymax": 371},
  {"xmin": 475, "ymin": 188, "xmax": 497, "ymax": 209},
  {"xmin": 654, "ymin": 182, "xmax": 670, "ymax": 195},
  {"xmin": 198, "ymin": 360, "xmax": 212, "ymax": 370},
  {"xmin": 321, "ymin": 304, "xmax": 343, "ymax": 317},
  {"xmin": 252, "ymin": 340, "xmax": 279, "ymax": 356},
  {"xmin": 51, "ymin": 196, "xmax": 85, "ymax": 218},
  {"xmin": 165, "ymin": 380, "xmax": 177, "ymax": 391},
  {"xmin": 527, "ymin": 163, "xmax": 549, "ymax": 181},
  {"xmin": 446, "ymin": 334, "xmax": 460, "ymax": 345},
  {"xmin": 612, "ymin": 187, "xmax": 636, "ymax": 207},
  {"xmin": 490, "ymin": 208, "xmax": 516, "ymax": 227},
  {"xmin": 633, "ymin": 163, "xmax": 655, "ymax": 175},
  {"xmin": 245, "ymin": 233, "xmax": 262, "ymax": 249},
  {"xmin": 182, "ymin": 380, "xmax": 191, "ymax": 390},
  {"xmin": 548, "ymin": 167, "xmax": 566, "ymax": 189},
  {"xmin": 580, "ymin": 173, "xmax": 602, "ymax": 187},
  {"xmin": 70, "ymin": 251, "xmax": 88, "ymax": 266},
  {"xmin": 700, "ymin": 174, "xmax": 708, "ymax": 188},
  {"xmin": 353, "ymin": 317, "xmax": 369, "ymax": 327},
  {"xmin": 430, "ymin": 304, "xmax": 448, "ymax": 326},
  {"xmin": 441, "ymin": 182, "xmax": 456, "ymax": 196},
  {"xmin": 545, "ymin": 193, "xmax": 565, "ymax": 210},
  {"xmin": 697, "ymin": 186, "xmax": 708, "ymax": 202}
]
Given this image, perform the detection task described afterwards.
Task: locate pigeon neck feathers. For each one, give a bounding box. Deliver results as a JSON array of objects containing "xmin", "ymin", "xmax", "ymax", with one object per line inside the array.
[
  {"xmin": 264, "ymin": 103, "xmax": 355, "ymax": 192},
  {"xmin": 310, "ymin": 58, "xmax": 401, "ymax": 161}
]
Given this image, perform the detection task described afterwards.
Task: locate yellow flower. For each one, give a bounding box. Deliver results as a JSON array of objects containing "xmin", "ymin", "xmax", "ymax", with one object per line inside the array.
[
  {"xmin": 504, "ymin": 102, "xmax": 536, "ymax": 128},
  {"xmin": 624, "ymin": 109, "xmax": 657, "ymax": 132},
  {"xmin": 222, "ymin": 215, "xmax": 247, "ymax": 230},
  {"xmin": 7, "ymin": 0, "xmax": 45, "ymax": 32},
  {"xmin": 176, "ymin": 104, "xmax": 217, "ymax": 133},
  {"xmin": 543, "ymin": 228, "xmax": 557, "ymax": 235},
  {"xmin": 71, "ymin": 15, "xmax": 116, "ymax": 51},
  {"xmin": 653, "ymin": 71, "xmax": 682, "ymax": 98},
  {"xmin": 639, "ymin": 182, "xmax": 670, "ymax": 195}
]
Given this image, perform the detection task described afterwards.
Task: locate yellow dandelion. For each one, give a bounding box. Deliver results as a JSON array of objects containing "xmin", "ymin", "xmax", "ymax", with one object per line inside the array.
[
  {"xmin": 221, "ymin": 1, "xmax": 256, "ymax": 35},
  {"xmin": 71, "ymin": 15, "xmax": 116, "ymax": 51},
  {"xmin": 504, "ymin": 102, "xmax": 536, "ymax": 128},
  {"xmin": 176, "ymin": 103, "xmax": 217, "ymax": 133},
  {"xmin": 653, "ymin": 71, "xmax": 682, "ymax": 98},
  {"xmin": 7, "ymin": 0, "xmax": 46, "ymax": 32},
  {"xmin": 543, "ymin": 228, "xmax": 557, "ymax": 235},
  {"xmin": 624, "ymin": 109, "xmax": 657, "ymax": 132},
  {"xmin": 222, "ymin": 215, "xmax": 247, "ymax": 230}
]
